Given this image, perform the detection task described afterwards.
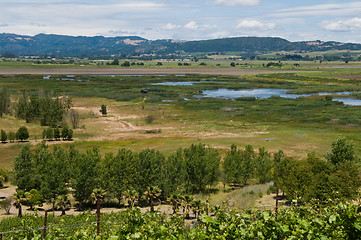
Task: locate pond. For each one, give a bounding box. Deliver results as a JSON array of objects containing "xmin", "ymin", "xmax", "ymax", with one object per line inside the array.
[
  {"xmin": 196, "ymin": 88, "xmax": 361, "ymax": 106},
  {"xmin": 151, "ymin": 81, "xmax": 219, "ymax": 86},
  {"xmin": 152, "ymin": 81, "xmax": 201, "ymax": 86},
  {"xmin": 332, "ymin": 98, "xmax": 361, "ymax": 106}
]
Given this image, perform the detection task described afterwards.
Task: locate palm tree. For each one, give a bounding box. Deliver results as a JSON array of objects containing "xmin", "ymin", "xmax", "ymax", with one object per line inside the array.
[
  {"xmin": 91, "ymin": 188, "xmax": 106, "ymax": 208},
  {"xmin": 91, "ymin": 188, "xmax": 106, "ymax": 236},
  {"xmin": 167, "ymin": 194, "xmax": 181, "ymax": 214},
  {"xmin": 143, "ymin": 186, "xmax": 162, "ymax": 212},
  {"xmin": 193, "ymin": 200, "xmax": 202, "ymax": 220},
  {"xmin": 123, "ymin": 188, "xmax": 138, "ymax": 209},
  {"xmin": 12, "ymin": 190, "xmax": 26, "ymax": 217},
  {"xmin": 56, "ymin": 195, "xmax": 71, "ymax": 215},
  {"xmin": 182, "ymin": 195, "xmax": 194, "ymax": 219}
]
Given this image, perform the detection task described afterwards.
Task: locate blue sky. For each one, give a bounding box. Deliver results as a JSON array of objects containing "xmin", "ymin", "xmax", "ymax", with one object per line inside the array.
[{"xmin": 1, "ymin": 0, "xmax": 361, "ymax": 42}]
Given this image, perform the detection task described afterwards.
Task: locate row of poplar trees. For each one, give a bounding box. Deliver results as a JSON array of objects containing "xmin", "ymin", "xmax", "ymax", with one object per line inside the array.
[
  {"xmin": 14, "ymin": 143, "xmax": 223, "ymax": 209},
  {"xmin": 13, "ymin": 138, "xmax": 360, "ymax": 210}
]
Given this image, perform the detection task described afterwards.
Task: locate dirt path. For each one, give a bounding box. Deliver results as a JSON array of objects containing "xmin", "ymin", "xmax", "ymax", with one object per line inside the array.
[{"xmin": 0, "ymin": 68, "xmax": 301, "ymax": 76}]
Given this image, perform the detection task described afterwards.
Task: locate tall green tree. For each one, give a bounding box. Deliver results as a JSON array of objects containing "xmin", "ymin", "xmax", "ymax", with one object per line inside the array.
[
  {"xmin": 7, "ymin": 131, "xmax": 15, "ymax": 143},
  {"xmin": 326, "ymin": 137, "xmax": 356, "ymax": 166},
  {"xmin": 72, "ymin": 148, "xmax": 100, "ymax": 208},
  {"xmin": 0, "ymin": 87, "xmax": 10, "ymax": 117},
  {"xmin": 224, "ymin": 144, "xmax": 241, "ymax": 184},
  {"xmin": 306, "ymin": 151, "xmax": 334, "ymax": 201},
  {"xmin": 53, "ymin": 127, "xmax": 60, "ymax": 140},
  {"xmin": 100, "ymin": 149, "xmax": 137, "ymax": 204},
  {"xmin": 240, "ymin": 145, "xmax": 256, "ymax": 186},
  {"xmin": 1, "ymin": 129, "xmax": 7, "ymax": 143},
  {"xmin": 224, "ymin": 145, "xmax": 256, "ymax": 186},
  {"xmin": 255, "ymin": 147, "xmax": 273, "ymax": 184},
  {"xmin": 16, "ymin": 126, "xmax": 29, "ymax": 142},
  {"xmin": 13, "ymin": 144, "xmax": 37, "ymax": 191},
  {"xmin": 16, "ymin": 92, "xmax": 28, "ymax": 120},
  {"xmin": 183, "ymin": 144, "xmax": 220, "ymax": 192},
  {"xmin": 163, "ymin": 149, "xmax": 187, "ymax": 197},
  {"xmin": 34, "ymin": 144, "xmax": 69, "ymax": 210},
  {"xmin": 137, "ymin": 149, "xmax": 165, "ymax": 193}
]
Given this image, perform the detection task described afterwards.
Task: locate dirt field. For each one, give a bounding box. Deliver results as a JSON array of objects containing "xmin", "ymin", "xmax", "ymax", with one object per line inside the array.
[{"xmin": 0, "ymin": 68, "xmax": 300, "ymax": 76}]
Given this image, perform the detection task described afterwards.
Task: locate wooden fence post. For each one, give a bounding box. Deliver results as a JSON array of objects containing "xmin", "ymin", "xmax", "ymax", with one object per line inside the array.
[
  {"xmin": 43, "ymin": 210, "xmax": 48, "ymax": 238},
  {"xmin": 97, "ymin": 198, "xmax": 101, "ymax": 235},
  {"xmin": 275, "ymin": 188, "xmax": 279, "ymax": 222}
]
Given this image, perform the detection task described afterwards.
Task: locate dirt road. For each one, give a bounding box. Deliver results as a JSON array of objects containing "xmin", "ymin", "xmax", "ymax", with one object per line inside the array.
[{"xmin": 0, "ymin": 68, "xmax": 300, "ymax": 76}]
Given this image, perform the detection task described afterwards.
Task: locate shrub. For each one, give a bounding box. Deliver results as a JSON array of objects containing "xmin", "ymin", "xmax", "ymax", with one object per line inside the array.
[
  {"xmin": 100, "ymin": 105, "xmax": 107, "ymax": 116},
  {"xmin": 121, "ymin": 61, "xmax": 130, "ymax": 67},
  {"xmin": 0, "ymin": 197, "xmax": 12, "ymax": 214},
  {"xmin": 144, "ymin": 115, "xmax": 155, "ymax": 124}
]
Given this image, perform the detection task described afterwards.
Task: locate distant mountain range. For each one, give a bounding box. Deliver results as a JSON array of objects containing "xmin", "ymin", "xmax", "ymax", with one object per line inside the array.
[{"xmin": 1, "ymin": 33, "xmax": 361, "ymax": 57}]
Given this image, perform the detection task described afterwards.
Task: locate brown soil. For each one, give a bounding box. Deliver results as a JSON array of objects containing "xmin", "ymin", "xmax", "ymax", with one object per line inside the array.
[{"xmin": 0, "ymin": 68, "xmax": 300, "ymax": 76}]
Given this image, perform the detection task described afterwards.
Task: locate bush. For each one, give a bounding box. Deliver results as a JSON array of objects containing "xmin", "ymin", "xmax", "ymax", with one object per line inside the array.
[
  {"xmin": 235, "ymin": 97, "xmax": 256, "ymax": 101},
  {"xmin": 145, "ymin": 115, "xmax": 155, "ymax": 124},
  {"xmin": 0, "ymin": 197, "xmax": 12, "ymax": 214},
  {"xmin": 121, "ymin": 61, "xmax": 130, "ymax": 67},
  {"xmin": 100, "ymin": 105, "xmax": 107, "ymax": 116},
  {"xmin": 325, "ymin": 96, "xmax": 333, "ymax": 101}
]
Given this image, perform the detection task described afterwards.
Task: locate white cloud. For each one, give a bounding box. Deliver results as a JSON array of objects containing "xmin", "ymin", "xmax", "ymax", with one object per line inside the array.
[
  {"xmin": 320, "ymin": 18, "xmax": 361, "ymax": 32},
  {"xmin": 163, "ymin": 23, "xmax": 181, "ymax": 30},
  {"xmin": 209, "ymin": 31, "xmax": 229, "ymax": 39},
  {"xmin": 236, "ymin": 20, "xmax": 275, "ymax": 30},
  {"xmin": 184, "ymin": 21, "xmax": 199, "ymax": 30},
  {"xmin": 273, "ymin": 2, "xmax": 361, "ymax": 17},
  {"xmin": 212, "ymin": 0, "xmax": 260, "ymax": 6}
]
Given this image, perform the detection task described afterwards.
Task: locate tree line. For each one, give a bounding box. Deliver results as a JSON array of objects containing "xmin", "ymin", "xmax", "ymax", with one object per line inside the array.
[
  {"xmin": 13, "ymin": 143, "xmax": 221, "ymax": 212},
  {"xmin": 11, "ymin": 138, "xmax": 360, "ymax": 216},
  {"xmin": 16, "ymin": 93, "xmax": 70, "ymax": 127},
  {"xmin": 0, "ymin": 87, "xmax": 72, "ymax": 127},
  {"xmin": 1, "ymin": 127, "xmax": 29, "ymax": 143}
]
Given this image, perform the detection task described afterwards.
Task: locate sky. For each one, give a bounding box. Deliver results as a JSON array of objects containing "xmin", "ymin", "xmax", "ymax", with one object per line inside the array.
[{"xmin": 1, "ymin": 0, "xmax": 361, "ymax": 43}]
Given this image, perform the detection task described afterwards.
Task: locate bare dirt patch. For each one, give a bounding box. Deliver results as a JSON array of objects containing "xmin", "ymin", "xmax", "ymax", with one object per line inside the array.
[{"xmin": 0, "ymin": 68, "xmax": 300, "ymax": 76}]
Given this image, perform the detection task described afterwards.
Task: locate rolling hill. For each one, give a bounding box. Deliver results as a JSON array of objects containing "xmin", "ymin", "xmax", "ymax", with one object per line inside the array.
[{"xmin": 1, "ymin": 33, "xmax": 361, "ymax": 57}]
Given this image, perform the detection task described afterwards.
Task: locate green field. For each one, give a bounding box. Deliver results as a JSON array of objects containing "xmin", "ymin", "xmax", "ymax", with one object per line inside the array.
[
  {"xmin": 1, "ymin": 65, "xmax": 361, "ymax": 168},
  {"xmin": 0, "ymin": 63, "xmax": 361, "ymax": 223}
]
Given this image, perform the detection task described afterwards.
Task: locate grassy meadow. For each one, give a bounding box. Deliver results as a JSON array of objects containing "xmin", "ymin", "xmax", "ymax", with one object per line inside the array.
[{"xmin": 1, "ymin": 62, "xmax": 361, "ymax": 210}]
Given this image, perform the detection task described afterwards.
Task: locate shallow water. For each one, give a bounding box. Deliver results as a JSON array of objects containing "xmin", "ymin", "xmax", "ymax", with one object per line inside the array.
[
  {"xmin": 332, "ymin": 98, "xmax": 361, "ymax": 106},
  {"xmin": 197, "ymin": 88, "xmax": 361, "ymax": 106}
]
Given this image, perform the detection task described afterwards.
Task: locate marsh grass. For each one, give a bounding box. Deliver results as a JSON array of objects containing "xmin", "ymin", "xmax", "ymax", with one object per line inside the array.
[{"xmin": 1, "ymin": 69, "xmax": 361, "ymax": 170}]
